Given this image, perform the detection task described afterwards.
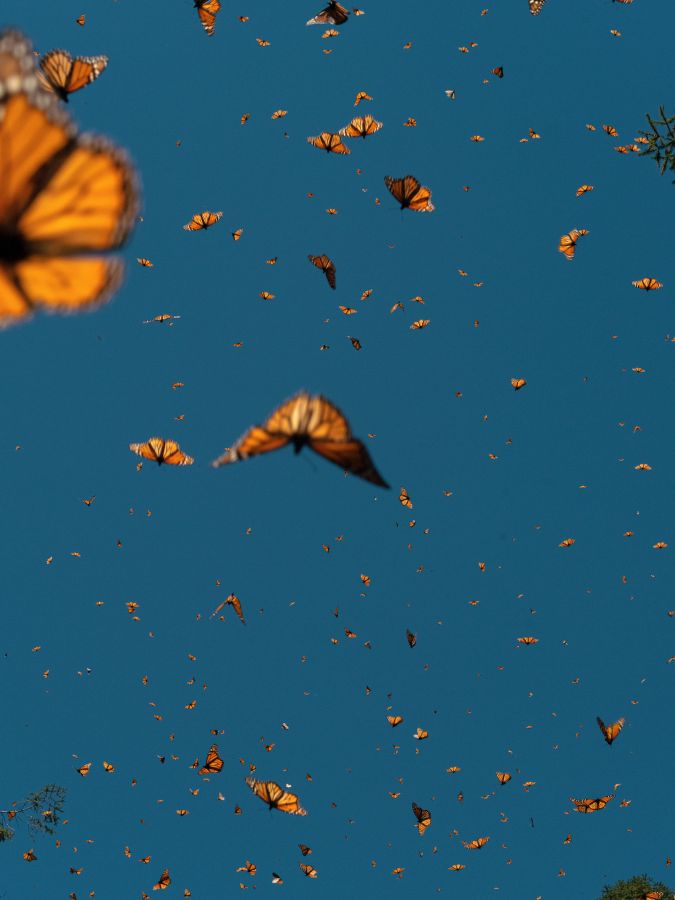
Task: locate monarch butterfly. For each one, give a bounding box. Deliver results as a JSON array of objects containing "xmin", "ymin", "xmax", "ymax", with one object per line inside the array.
[
  {"xmin": 232, "ymin": 228, "xmax": 243, "ymax": 240},
  {"xmin": 496, "ymin": 772, "xmax": 512, "ymax": 784},
  {"xmin": 236, "ymin": 861, "xmax": 257, "ymax": 874},
  {"xmin": 271, "ymin": 109, "xmax": 287, "ymax": 119},
  {"xmin": 298, "ymin": 844, "xmax": 312, "ymax": 856},
  {"xmin": 103, "ymin": 761, "xmax": 115, "ymax": 773},
  {"xmin": 387, "ymin": 714, "xmax": 403, "ymax": 727},
  {"xmin": 596, "ymin": 716, "xmax": 625, "ymax": 745},
  {"xmin": 354, "ymin": 90, "xmax": 372, "ymax": 106},
  {"xmin": 129, "ymin": 438, "xmax": 194, "ymax": 466},
  {"xmin": 198, "ymin": 744, "xmax": 224, "ymax": 775},
  {"xmin": 153, "ymin": 868, "xmax": 171, "ymax": 890},
  {"xmin": 77, "ymin": 763, "xmax": 91, "ymax": 777},
  {"xmin": 511, "ymin": 378, "xmax": 527, "ymax": 390},
  {"xmin": 529, "ymin": 0, "xmax": 546, "ymax": 13},
  {"xmin": 559, "ymin": 537, "xmax": 575, "ymax": 547},
  {"xmin": 406, "ymin": 628, "xmax": 416, "ymax": 648},
  {"xmin": 211, "ymin": 392, "xmax": 389, "ymax": 487},
  {"xmin": 411, "ymin": 319, "xmax": 430, "ymax": 329},
  {"xmin": 259, "ymin": 291, "xmax": 275, "ymax": 300},
  {"xmin": 570, "ymin": 794, "xmax": 615, "ymax": 813},
  {"xmin": 463, "ymin": 837, "xmax": 489, "ymax": 849},
  {"xmin": 183, "ymin": 211, "xmax": 222, "ymax": 231},
  {"xmin": 576, "ymin": 184, "xmax": 594, "ymax": 197},
  {"xmin": 384, "ymin": 175, "xmax": 434, "ymax": 212},
  {"xmin": 211, "ymin": 593, "xmax": 246, "ymax": 624},
  {"xmin": 639, "ymin": 893, "xmax": 663, "ymax": 900},
  {"xmin": 245, "ymin": 777, "xmax": 307, "ymax": 815},
  {"xmin": 308, "ymin": 254, "xmax": 336, "ymax": 289},
  {"xmin": 307, "ymin": 132, "xmax": 350, "ymax": 154},
  {"xmin": 518, "ymin": 636, "xmax": 539, "ymax": 644},
  {"xmin": 413, "ymin": 727, "xmax": 429, "ymax": 740},
  {"xmin": 602, "ymin": 124, "xmax": 618, "ymax": 137},
  {"xmin": 306, "ymin": 1, "xmax": 349, "ymax": 25},
  {"xmin": 411, "ymin": 802, "xmax": 431, "ymax": 835},
  {"xmin": 632, "ymin": 277, "xmax": 663, "ymax": 291},
  {"xmin": 76, "ymin": 14, "xmax": 86, "ymax": 25},
  {"xmin": 256, "ymin": 37, "xmax": 270, "ymax": 46},
  {"xmin": 23, "ymin": 849, "xmax": 37, "ymax": 861},
  {"xmin": 558, "ymin": 228, "xmax": 588, "ymax": 260},
  {"xmin": 194, "ymin": 0, "xmax": 221, "ymax": 36},
  {"xmin": 448, "ymin": 864, "xmax": 465, "ymax": 871},
  {"xmin": 399, "ymin": 487, "xmax": 413, "ymax": 508},
  {"xmin": 339, "ymin": 115, "xmax": 383, "ymax": 138},
  {"xmin": 492, "ymin": 66, "xmax": 504, "ymax": 78},
  {"xmin": 299, "ymin": 863, "xmax": 318, "ymax": 878},
  {"xmin": 38, "ymin": 50, "xmax": 108, "ymax": 101},
  {"xmin": 271, "ymin": 873, "xmax": 284, "ymax": 884},
  {"xmin": 0, "ymin": 30, "xmax": 138, "ymax": 329},
  {"xmin": 137, "ymin": 258, "xmax": 153, "ymax": 267}
]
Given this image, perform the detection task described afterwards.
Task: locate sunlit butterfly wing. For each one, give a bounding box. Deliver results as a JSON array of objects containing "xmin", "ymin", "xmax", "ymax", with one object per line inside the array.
[
  {"xmin": 38, "ymin": 50, "xmax": 108, "ymax": 101},
  {"xmin": 384, "ymin": 175, "xmax": 434, "ymax": 211},
  {"xmin": 199, "ymin": 744, "xmax": 224, "ymax": 775},
  {"xmin": 308, "ymin": 254, "xmax": 336, "ymax": 289},
  {"xmin": 306, "ymin": 1, "xmax": 350, "ymax": 25},
  {"xmin": 195, "ymin": 0, "xmax": 222, "ymax": 35}
]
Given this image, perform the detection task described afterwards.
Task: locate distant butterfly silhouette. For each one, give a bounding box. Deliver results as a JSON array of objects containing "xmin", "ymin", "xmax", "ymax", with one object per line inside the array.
[
  {"xmin": 211, "ymin": 392, "xmax": 389, "ymax": 487},
  {"xmin": 38, "ymin": 49, "xmax": 108, "ymax": 101},
  {"xmin": 570, "ymin": 794, "xmax": 614, "ymax": 813}
]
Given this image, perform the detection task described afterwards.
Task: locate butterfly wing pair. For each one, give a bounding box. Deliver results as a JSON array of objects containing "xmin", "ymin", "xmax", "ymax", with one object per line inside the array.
[
  {"xmin": 570, "ymin": 794, "xmax": 615, "ymax": 812},
  {"xmin": 384, "ymin": 175, "xmax": 434, "ymax": 212},
  {"xmin": 0, "ymin": 30, "xmax": 137, "ymax": 329},
  {"xmin": 411, "ymin": 802, "xmax": 431, "ymax": 834},
  {"xmin": 211, "ymin": 393, "xmax": 389, "ymax": 488},
  {"xmin": 306, "ymin": 1, "xmax": 349, "ymax": 26},
  {"xmin": 129, "ymin": 438, "xmax": 193, "ymax": 465},
  {"xmin": 245, "ymin": 777, "xmax": 307, "ymax": 815},
  {"xmin": 198, "ymin": 744, "xmax": 224, "ymax": 775},
  {"xmin": 308, "ymin": 254, "xmax": 336, "ymax": 289},
  {"xmin": 195, "ymin": 0, "xmax": 222, "ymax": 35},
  {"xmin": 38, "ymin": 50, "xmax": 108, "ymax": 101}
]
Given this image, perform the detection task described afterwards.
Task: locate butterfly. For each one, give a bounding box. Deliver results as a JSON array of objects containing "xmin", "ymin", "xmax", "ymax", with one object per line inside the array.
[
  {"xmin": 198, "ymin": 744, "xmax": 224, "ymax": 775},
  {"xmin": 23, "ymin": 849, "xmax": 37, "ymax": 861},
  {"xmin": 183, "ymin": 211, "xmax": 222, "ymax": 231},
  {"xmin": 518, "ymin": 636, "xmax": 539, "ymax": 645},
  {"xmin": 411, "ymin": 319, "xmax": 430, "ymax": 329},
  {"xmin": 412, "ymin": 802, "xmax": 431, "ymax": 835},
  {"xmin": 496, "ymin": 772, "xmax": 512, "ymax": 785},
  {"xmin": 448, "ymin": 864, "xmax": 466, "ymax": 871},
  {"xmin": 406, "ymin": 629, "xmax": 416, "ymax": 648},
  {"xmin": 129, "ymin": 438, "xmax": 194, "ymax": 466},
  {"xmin": 153, "ymin": 868, "xmax": 171, "ymax": 891},
  {"xmin": 576, "ymin": 184, "xmax": 594, "ymax": 196},
  {"xmin": 306, "ymin": 1, "xmax": 350, "ymax": 25},
  {"xmin": 354, "ymin": 90, "xmax": 372, "ymax": 106},
  {"xmin": 384, "ymin": 175, "xmax": 434, "ymax": 211},
  {"xmin": 299, "ymin": 844, "xmax": 312, "ymax": 856},
  {"xmin": 399, "ymin": 487, "xmax": 413, "ymax": 508},
  {"xmin": 462, "ymin": 837, "xmax": 490, "ymax": 849},
  {"xmin": 632, "ymin": 277, "xmax": 663, "ymax": 291},
  {"xmin": 307, "ymin": 132, "xmax": 350, "ymax": 154},
  {"xmin": 245, "ymin": 777, "xmax": 307, "ymax": 815},
  {"xmin": 236, "ymin": 861, "xmax": 257, "ymax": 875},
  {"xmin": 511, "ymin": 378, "xmax": 527, "ymax": 390},
  {"xmin": 387, "ymin": 715, "xmax": 403, "ymax": 727},
  {"xmin": 211, "ymin": 593, "xmax": 246, "ymax": 624},
  {"xmin": 0, "ymin": 30, "xmax": 138, "ymax": 329},
  {"xmin": 77, "ymin": 763, "xmax": 91, "ymax": 777},
  {"xmin": 194, "ymin": 0, "xmax": 221, "ymax": 34},
  {"xmin": 38, "ymin": 50, "xmax": 108, "ymax": 101},
  {"xmin": 492, "ymin": 66, "xmax": 504, "ymax": 78},
  {"xmin": 558, "ymin": 228, "xmax": 588, "ymax": 260},
  {"xmin": 596, "ymin": 716, "xmax": 625, "ymax": 745},
  {"xmin": 528, "ymin": 0, "xmax": 546, "ymax": 13},
  {"xmin": 570, "ymin": 794, "xmax": 615, "ymax": 813},
  {"xmin": 211, "ymin": 392, "xmax": 389, "ymax": 487},
  {"xmin": 339, "ymin": 115, "xmax": 383, "ymax": 138},
  {"xmin": 299, "ymin": 863, "xmax": 318, "ymax": 878},
  {"xmin": 308, "ymin": 254, "xmax": 336, "ymax": 289}
]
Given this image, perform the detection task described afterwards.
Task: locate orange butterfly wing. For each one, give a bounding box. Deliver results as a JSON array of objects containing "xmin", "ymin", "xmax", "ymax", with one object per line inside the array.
[{"xmin": 196, "ymin": 0, "xmax": 222, "ymax": 36}]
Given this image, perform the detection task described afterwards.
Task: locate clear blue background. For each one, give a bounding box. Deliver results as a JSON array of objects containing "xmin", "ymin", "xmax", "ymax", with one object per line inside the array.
[{"xmin": 2, "ymin": 1, "xmax": 674, "ymax": 898}]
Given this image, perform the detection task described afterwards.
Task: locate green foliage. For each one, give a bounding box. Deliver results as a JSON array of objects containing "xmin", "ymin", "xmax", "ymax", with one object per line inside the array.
[
  {"xmin": 600, "ymin": 873, "xmax": 674, "ymax": 899},
  {"xmin": 0, "ymin": 784, "xmax": 66, "ymax": 845},
  {"xmin": 639, "ymin": 107, "xmax": 675, "ymax": 182}
]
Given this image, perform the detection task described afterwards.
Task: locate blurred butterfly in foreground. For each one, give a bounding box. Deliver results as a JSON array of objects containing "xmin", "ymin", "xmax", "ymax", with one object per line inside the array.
[
  {"xmin": 212, "ymin": 392, "xmax": 389, "ymax": 487},
  {"xmin": 596, "ymin": 716, "xmax": 625, "ymax": 745},
  {"xmin": 245, "ymin": 777, "xmax": 307, "ymax": 815},
  {"xmin": 384, "ymin": 175, "xmax": 434, "ymax": 212},
  {"xmin": 306, "ymin": 1, "xmax": 349, "ymax": 25},
  {"xmin": 194, "ymin": 0, "xmax": 221, "ymax": 36},
  {"xmin": 529, "ymin": 0, "xmax": 546, "ymax": 13},
  {"xmin": 0, "ymin": 30, "xmax": 138, "ymax": 329},
  {"xmin": 38, "ymin": 49, "xmax": 108, "ymax": 101},
  {"xmin": 129, "ymin": 438, "xmax": 194, "ymax": 466}
]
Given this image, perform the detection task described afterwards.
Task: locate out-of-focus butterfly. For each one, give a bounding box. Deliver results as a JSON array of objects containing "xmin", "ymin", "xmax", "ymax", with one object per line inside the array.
[
  {"xmin": 299, "ymin": 863, "xmax": 318, "ymax": 877},
  {"xmin": 152, "ymin": 868, "xmax": 171, "ymax": 890},
  {"xmin": 570, "ymin": 794, "xmax": 615, "ymax": 813},
  {"xmin": 272, "ymin": 872, "xmax": 284, "ymax": 884},
  {"xmin": 307, "ymin": 132, "xmax": 350, "ymax": 154},
  {"xmin": 632, "ymin": 277, "xmax": 663, "ymax": 291},
  {"xmin": 77, "ymin": 763, "xmax": 91, "ymax": 777},
  {"xmin": 38, "ymin": 50, "xmax": 108, "ymax": 101},
  {"xmin": 129, "ymin": 438, "xmax": 193, "ymax": 466},
  {"xmin": 308, "ymin": 254, "xmax": 336, "ymax": 289},
  {"xmin": 236, "ymin": 861, "xmax": 256, "ymax": 875},
  {"xmin": 0, "ymin": 30, "xmax": 138, "ymax": 329},
  {"xmin": 576, "ymin": 184, "xmax": 594, "ymax": 197},
  {"xmin": 412, "ymin": 802, "xmax": 431, "ymax": 835},
  {"xmin": 198, "ymin": 744, "xmax": 224, "ymax": 775},
  {"xmin": 384, "ymin": 175, "xmax": 434, "ymax": 211},
  {"xmin": 299, "ymin": 844, "xmax": 312, "ymax": 856},
  {"xmin": 462, "ymin": 837, "xmax": 489, "ymax": 849},
  {"xmin": 558, "ymin": 228, "xmax": 588, "ymax": 260},
  {"xmin": 411, "ymin": 319, "xmax": 430, "ymax": 329},
  {"xmin": 194, "ymin": 0, "xmax": 221, "ymax": 35},
  {"xmin": 511, "ymin": 378, "xmax": 526, "ymax": 390},
  {"xmin": 339, "ymin": 115, "xmax": 382, "ymax": 138},
  {"xmin": 387, "ymin": 714, "xmax": 403, "ymax": 727},
  {"xmin": 211, "ymin": 392, "xmax": 389, "ymax": 487},
  {"xmin": 518, "ymin": 636, "xmax": 539, "ymax": 645},
  {"xmin": 492, "ymin": 66, "xmax": 504, "ymax": 78},
  {"xmin": 596, "ymin": 716, "xmax": 625, "ymax": 745},
  {"xmin": 406, "ymin": 629, "xmax": 416, "ymax": 648},
  {"xmin": 245, "ymin": 777, "xmax": 307, "ymax": 815},
  {"xmin": 306, "ymin": 1, "xmax": 349, "ymax": 25},
  {"xmin": 413, "ymin": 727, "xmax": 428, "ymax": 740},
  {"xmin": 183, "ymin": 211, "xmax": 222, "ymax": 231},
  {"xmin": 529, "ymin": 0, "xmax": 546, "ymax": 14},
  {"xmin": 354, "ymin": 90, "xmax": 372, "ymax": 106}
]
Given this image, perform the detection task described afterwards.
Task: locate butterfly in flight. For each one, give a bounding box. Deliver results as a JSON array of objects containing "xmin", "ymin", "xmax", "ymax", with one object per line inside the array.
[
  {"xmin": 308, "ymin": 254, "xmax": 336, "ymax": 289},
  {"xmin": 596, "ymin": 716, "xmax": 625, "ymax": 745},
  {"xmin": 152, "ymin": 868, "xmax": 171, "ymax": 890},
  {"xmin": 307, "ymin": 132, "xmax": 350, "ymax": 154},
  {"xmin": 198, "ymin": 744, "xmax": 224, "ymax": 775},
  {"xmin": 339, "ymin": 115, "xmax": 383, "ymax": 138},
  {"xmin": 0, "ymin": 30, "xmax": 138, "ymax": 329},
  {"xmin": 129, "ymin": 438, "xmax": 194, "ymax": 466},
  {"xmin": 245, "ymin": 777, "xmax": 307, "ymax": 815},
  {"xmin": 306, "ymin": 1, "xmax": 350, "ymax": 25},
  {"xmin": 194, "ymin": 0, "xmax": 221, "ymax": 36},
  {"xmin": 38, "ymin": 50, "xmax": 108, "ymax": 101},
  {"xmin": 211, "ymin": 392, "xmax": 389, "ymax": 487},
  {"xmin": 411, "ymin": 802, "xmax": 431, "ymax": 834},
  {"xmin": 529, "ymin": 0, "xmax": 546, "ymax": 13},
  {"xmin": 570, "ymin": 794, "xmax": 615, "ymax": 813},
  {"xmin": 183, "ymin": 211, "xmax": 222, "ymax": 231},
  {"xmin": 384, "ymin": 175, "xmax": 434, "ymax": 212}
]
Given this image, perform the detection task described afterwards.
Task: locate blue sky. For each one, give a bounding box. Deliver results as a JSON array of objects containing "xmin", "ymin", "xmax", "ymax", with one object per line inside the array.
[{"xmin": 2, "ymin": 1, "xmax": 674, "ymax": 898}]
